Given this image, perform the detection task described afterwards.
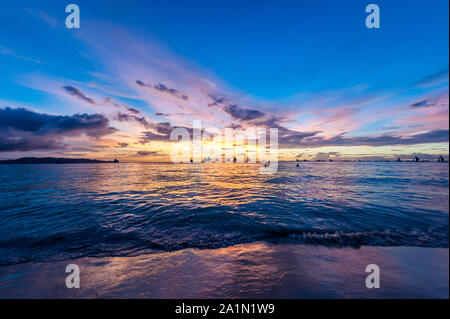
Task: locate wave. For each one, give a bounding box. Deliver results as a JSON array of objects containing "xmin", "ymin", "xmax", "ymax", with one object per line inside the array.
[{"xmin": 0, "ymin": 223, "xmax": 447, "ymax": 266}]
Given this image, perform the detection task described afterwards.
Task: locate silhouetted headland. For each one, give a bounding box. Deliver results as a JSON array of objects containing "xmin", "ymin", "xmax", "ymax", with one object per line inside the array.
[{"xmin": 0, "ymin": 157, "xmax": 116, "ymax": 164}]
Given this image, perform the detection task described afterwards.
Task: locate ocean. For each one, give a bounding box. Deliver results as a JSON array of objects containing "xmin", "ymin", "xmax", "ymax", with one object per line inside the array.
[{"xmin": 0, "ymin": 162, "xmax": 448, "ymax": 267}]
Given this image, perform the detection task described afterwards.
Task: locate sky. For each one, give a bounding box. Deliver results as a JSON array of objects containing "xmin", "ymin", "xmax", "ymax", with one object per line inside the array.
[{"xmin": 0, "ymin": 0, "xmax": 448, "ymax": 162}]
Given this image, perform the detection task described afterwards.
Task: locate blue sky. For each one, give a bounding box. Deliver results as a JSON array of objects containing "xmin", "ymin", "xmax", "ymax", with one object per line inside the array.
[{"xmin": 0, "ymin": 0, "xmax": 448, "ymax": 161}]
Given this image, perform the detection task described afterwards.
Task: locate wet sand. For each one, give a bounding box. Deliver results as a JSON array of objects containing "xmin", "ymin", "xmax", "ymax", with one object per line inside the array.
[{"xmin": 0, "ymin": 242, "xmax": 448, "ymax": 298}]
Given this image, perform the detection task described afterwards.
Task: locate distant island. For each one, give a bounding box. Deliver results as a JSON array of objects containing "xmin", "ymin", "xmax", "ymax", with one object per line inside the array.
[{"xmin": 0, "ymin": 157, "xmax": 119, "ymax": 164}]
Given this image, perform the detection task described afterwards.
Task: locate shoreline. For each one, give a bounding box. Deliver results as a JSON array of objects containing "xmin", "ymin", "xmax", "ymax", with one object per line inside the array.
[{"xmin": 0, "ymin": 242, "xmax": 448, "ymax": 299}]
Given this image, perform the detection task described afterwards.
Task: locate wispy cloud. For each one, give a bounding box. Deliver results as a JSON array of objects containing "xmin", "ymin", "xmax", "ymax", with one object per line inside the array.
[
  {"xmin": 410, "ymin": 91, "xmax": 449, "ymax": 108},
  {"xmin": 63, "ymin": 86, "xmax": 96, "ymax": 105},
  {"xmin": 24, "ymin": 8, "xmax": 59, "ymax": 28},
  {"xmin": 412, "ymin": 69, "xmax": 449, "ymax": 88},
  {"xmin": 0, "ymin": 46, "xmax": 44, "ymax": 64}
]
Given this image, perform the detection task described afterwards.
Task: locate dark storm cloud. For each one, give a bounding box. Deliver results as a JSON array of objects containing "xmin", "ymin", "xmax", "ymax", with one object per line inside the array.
[
  {"xmin": 136, "ymin": 80, "xmax": 189, "ymax": 101},
  {"xmin": 223, "ymin": 104, "xmax": 265, "ymax": 121},
  {"xmin": 0, "ymin": 107, "xmax": 117, "ymax": 152},
  {"xmin": 62, "ymin": 86, "xmax": 96, "ymax": 105}
]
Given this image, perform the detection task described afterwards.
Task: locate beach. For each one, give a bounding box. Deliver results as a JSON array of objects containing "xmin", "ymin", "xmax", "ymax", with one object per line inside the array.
[{"xmin": 0, "ymin": 241, "xmax": 448, "ymax": 298}]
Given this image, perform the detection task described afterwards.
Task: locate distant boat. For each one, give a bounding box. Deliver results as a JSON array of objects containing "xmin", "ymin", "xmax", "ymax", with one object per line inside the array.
[
  {"xmin": 438, "ymin": 155, "xmax": 445, "ymax": 162},
  {"xmin": 233, "ymin": 156, "xmax": 237, "ymax": 163},
  {"xmin": 113, "ymin": 159, "xmax": 119, "ymax": 163},
  {"xmin": 296, "ymin": 163, "xmax": 299, "ymax": 167},
  {"xmin": 264, "ymin": 161, "xmax": 270, "ymax": 167},
  {"xmin": 397, "ymin": 157, "xmax": 401, "ymax": 162},
  {"xmin": 329, "ymin": 158, "xmax": 333, "ymax": 162},
  {"xmin": 414, "ymin": 156, "xmax": 420, "ymax": 162}
]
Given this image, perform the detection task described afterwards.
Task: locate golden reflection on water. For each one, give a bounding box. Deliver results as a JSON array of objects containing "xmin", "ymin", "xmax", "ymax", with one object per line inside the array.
[{"xmin": 53, "ymin": 162, "xmax": 449, "ymax": 215}]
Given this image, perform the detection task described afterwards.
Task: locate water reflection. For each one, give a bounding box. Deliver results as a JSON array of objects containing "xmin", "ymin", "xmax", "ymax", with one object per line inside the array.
[
  {"xmin": 0, "ymin": 242, "xmax": 447, "ymax": 298},
  {"xmin": 0, "ymin": 162, "xmax": 448, "ymax": 266}
]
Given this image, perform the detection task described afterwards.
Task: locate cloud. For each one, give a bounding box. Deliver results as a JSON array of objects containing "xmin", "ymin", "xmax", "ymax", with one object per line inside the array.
[
  {"xmin": 127, "ymin": 107, "xmax": 141, "ymax": 114},
  {"xmin": 25, "ymin": 8, "xmax": 59, "ymax": 28},
  {"xmin": 103, "ymin": 98, "xmax": 142, "ymax": 115},
  {"xmin": 207, "ymin": 94, "xmax": 227, "ymax": 107},
  {"xmin": 114, "ymin": 112, "xmax": 152, "ymax": 129},
  {"xmin": 410, "ymin": 92, "xmax": 449, "ymax": 108},
  {"xmin": 62, "ymin": 86, "xmax": 96, "ymax": 105},
  {"xmin": 0, "ymin": 46, "xmax": 44, "ymax": 64},
  {"xmin": 223, "ymin": 104, "xmax": 265, "ymax": 121},
  {"xmin": 139, "ymin": 122, "xmax": 173, "ymax": 143},
  {"xmin": 136, "ymin": 80, "xmax": 189, "ymax": 101},
  {"xmin": 412, "ymin": 69, "xmax": 449, "ymax": 88},
  {"xmin": 116, "ymin": 142, "xmax": 129, "ymax": 148},
  {"xmin": 295, "ymin": 129, "xmax": 449, "ymax": 148},
  {"xmin": 277, "ymin": 128, "xmax": 322, "ymax": 146},
  {"xmin": 137, "ymin": 150, "xmax": 159, "ymax": 156},
  {"xmin": 0, "ymin": 107, "xmax": 117, "ymax": 152},
  {"xmin": 410, "ymin": 100, "xmax": 429, "ymax": 108},
  {"xmin": 139, "ymin": 119, "xmax": 448, "ymax": 149},
  {"xmin": 139, "ymin": 122, "xmax": 195, "ymax": 143}
]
